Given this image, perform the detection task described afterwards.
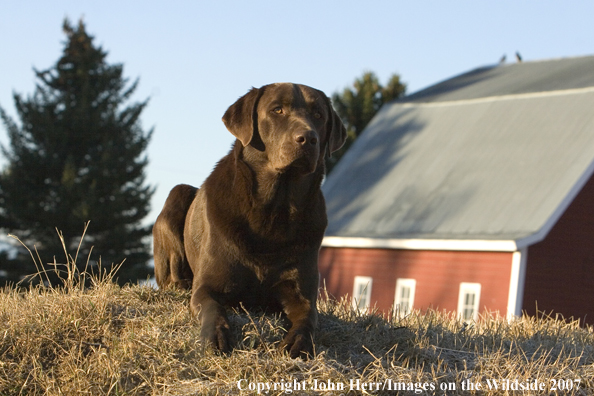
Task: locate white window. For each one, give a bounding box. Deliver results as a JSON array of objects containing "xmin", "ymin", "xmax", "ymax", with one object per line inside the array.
[
  {"xmin": 394, "ymin": 278, "xmax": 416, "ymax": 317},
  {"xmin": 457, "ymin": 282, "xmax": 481, "ymax": 321},
  {"xmin": 352, "ymin": 276, "xmax": 373, "ymax": 312}
]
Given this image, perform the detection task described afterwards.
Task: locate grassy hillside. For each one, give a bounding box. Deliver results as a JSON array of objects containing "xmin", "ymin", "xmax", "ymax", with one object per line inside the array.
[{"xmin": 0, "ymin": 246, "xmax": 592, "ymax": 395}]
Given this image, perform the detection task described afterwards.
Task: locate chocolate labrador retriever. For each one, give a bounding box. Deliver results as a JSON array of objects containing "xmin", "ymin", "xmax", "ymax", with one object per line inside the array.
[{"xmin": 153, "ymin": 83, "xmax": 346, "ymax": 358}]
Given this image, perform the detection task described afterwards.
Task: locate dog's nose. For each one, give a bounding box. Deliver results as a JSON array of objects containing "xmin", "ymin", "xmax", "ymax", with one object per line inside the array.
[{"xmin": 295, "ymin": 131, "xmax": 318, "ymax": 146}]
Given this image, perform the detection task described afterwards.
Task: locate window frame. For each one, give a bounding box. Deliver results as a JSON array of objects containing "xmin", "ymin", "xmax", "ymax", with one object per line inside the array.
[
  {"xmin": 352, "ymin": 276, "xmax": 373, "ymax": 312},
  {"xmin": 457, "ymin": 282, "xmax": 482, "ymax": 321},
  {"xmin": 394, "ymin": 278, "xmax": 416, "ymax": 317}
]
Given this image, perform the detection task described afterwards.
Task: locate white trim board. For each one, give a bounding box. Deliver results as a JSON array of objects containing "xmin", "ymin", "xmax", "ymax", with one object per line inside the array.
[
  {"xmin": 506, "ymin": 249, "xmax": 528, "ymax": 319},
  {"xmin": 322, "ymin": 236, "xmax": 519, "ymax": 252}
]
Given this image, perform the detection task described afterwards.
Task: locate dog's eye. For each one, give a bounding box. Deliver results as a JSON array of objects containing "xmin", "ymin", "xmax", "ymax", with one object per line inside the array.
[
  {"xmin": 314, "ymin": 112, "xmax": 322, "ymax": 119},
  {"xmin": 272, "ymin": 106, "xmax": 283, "ymax": 114}
]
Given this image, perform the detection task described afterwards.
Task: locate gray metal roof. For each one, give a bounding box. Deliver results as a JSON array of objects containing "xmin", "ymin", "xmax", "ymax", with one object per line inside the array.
[
  {"xmin": 323, "ymin": 55, "xmax": 594, "ymax": 245},
  {"xmin": 403, "ymin": 55, "xmax": 594, "ymax": 103}
]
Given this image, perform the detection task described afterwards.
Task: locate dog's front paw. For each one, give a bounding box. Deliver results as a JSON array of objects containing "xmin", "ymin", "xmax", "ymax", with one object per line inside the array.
[
  {"xmin": 280, "ymin": 329, "xmax": 314, "ymax": 359},
  {"xmin": 201, "ymin": 315, "xmax": 232, "ymax": 354}
]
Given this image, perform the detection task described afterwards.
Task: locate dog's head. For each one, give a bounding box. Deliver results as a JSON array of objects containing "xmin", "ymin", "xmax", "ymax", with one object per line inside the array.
[{"xmin": 222, "ymin": 83, "xmax": 346, "ymax": 175}]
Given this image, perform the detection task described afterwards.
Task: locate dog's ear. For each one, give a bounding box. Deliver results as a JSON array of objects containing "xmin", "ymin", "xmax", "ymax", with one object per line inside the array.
[
  {"xmin": 323, "ymin": 96, "xmax": 347, "ymax": 158},
  {"xmin": 222, "ymin": 87, "xmax": 261, "ymax": 147}
]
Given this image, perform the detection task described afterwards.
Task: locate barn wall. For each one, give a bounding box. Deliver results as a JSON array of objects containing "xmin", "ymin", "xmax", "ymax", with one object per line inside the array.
[
  {"xmin": 524, "ymin": 174, "xmax": 594, "ymax": 324},
  {"xmin": 319, "ymin": 248, "xmax": 513, "ymax": 315}
]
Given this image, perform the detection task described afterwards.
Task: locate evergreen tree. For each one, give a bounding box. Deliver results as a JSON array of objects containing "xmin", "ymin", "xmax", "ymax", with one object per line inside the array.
[
  {"xmin": 0, "ymin": 19, "xmax": 154, "ymax": 286},
  {"xmin": 327, "ymin": 72, "xmax": 406, "ymax": 172}
]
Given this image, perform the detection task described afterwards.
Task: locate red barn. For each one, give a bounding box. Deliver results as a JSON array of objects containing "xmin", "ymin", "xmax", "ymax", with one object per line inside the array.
[{"xmin": 320, "ymin": 55, "xmax": 594, "ymax": 323}]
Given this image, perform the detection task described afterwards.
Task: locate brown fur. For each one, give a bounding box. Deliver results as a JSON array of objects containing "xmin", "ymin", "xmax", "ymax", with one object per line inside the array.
[{"xmin": 153, "ymin": 83, "xmax": 346, "ymax": 358}]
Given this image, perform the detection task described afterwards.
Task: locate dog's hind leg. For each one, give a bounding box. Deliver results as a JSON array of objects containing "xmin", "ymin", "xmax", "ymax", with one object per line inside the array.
[
  {"xmin": 169, "ymin": 253, "xmax": 193, "ymax": 289},
  {"xmin": 153, "ymin": 184, "xmax": 197, "ymax": 289},
  {"xmin": 153, "ymin": 223, "xmax": 192, "ymax": 289}
]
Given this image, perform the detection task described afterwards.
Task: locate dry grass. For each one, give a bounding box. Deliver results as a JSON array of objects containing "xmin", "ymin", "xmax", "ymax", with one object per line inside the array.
[{"xmin": 0, "ymin": 236, "xmax": 593, "ymax": 395}]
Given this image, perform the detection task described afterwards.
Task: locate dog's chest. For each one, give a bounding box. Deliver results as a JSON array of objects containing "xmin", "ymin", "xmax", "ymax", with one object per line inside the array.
[
  {"xmin": 221, "ymin": 263, "xmax": 289, "ymax": 311},
  {"xmin": 258, "ymin": 203, "xmax": 303, "ymax": 239}
]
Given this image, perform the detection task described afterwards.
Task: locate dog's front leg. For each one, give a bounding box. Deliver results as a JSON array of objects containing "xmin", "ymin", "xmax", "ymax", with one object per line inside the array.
[
  {"xmin": 275, "ymin": 272, "xmax": 318, "ymax": 359},
  {"xmin": 190, "ymin": 286, "xmax": 232, "ymax": 353}
]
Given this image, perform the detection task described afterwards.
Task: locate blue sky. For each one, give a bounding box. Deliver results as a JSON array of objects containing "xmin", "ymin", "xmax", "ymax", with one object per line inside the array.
[{"xmin": 1, "ymin": 1, "xmax": 593, "ymax": 226}]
